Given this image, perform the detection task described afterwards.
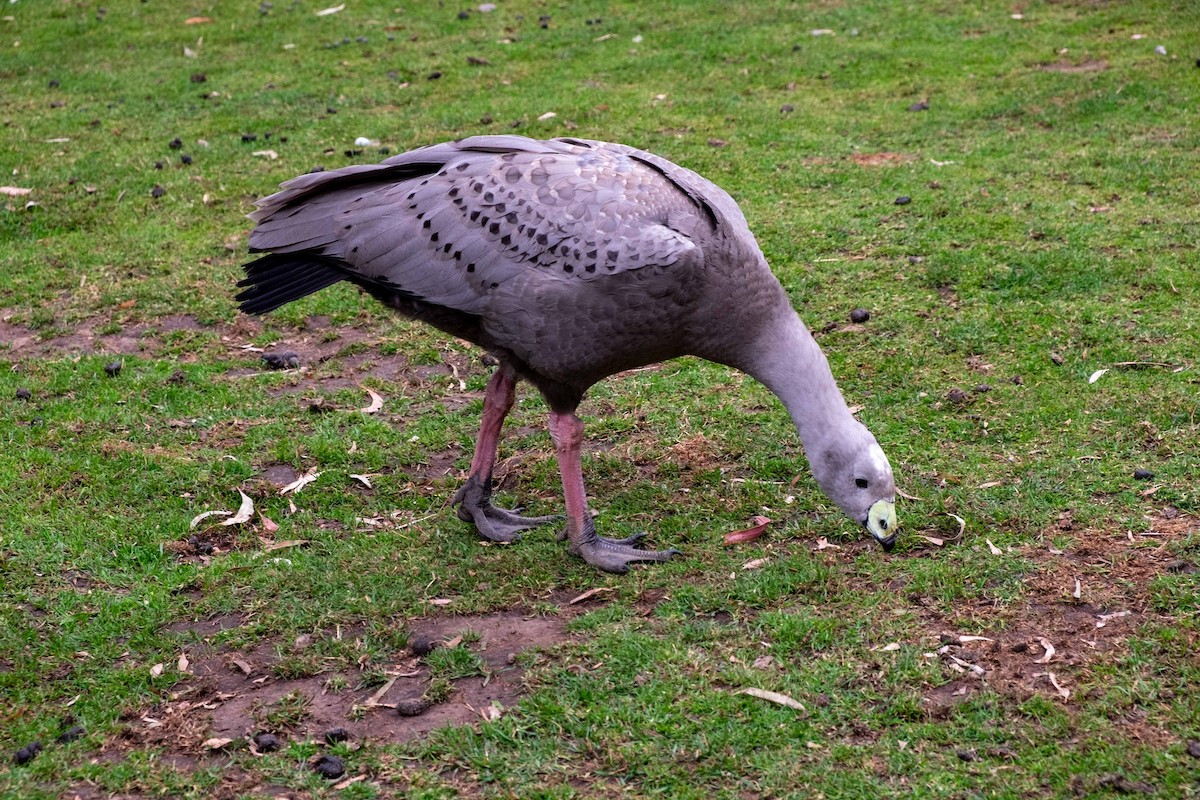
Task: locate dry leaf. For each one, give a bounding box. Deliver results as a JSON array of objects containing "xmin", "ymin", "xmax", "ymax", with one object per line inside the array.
[
  {"xmin": 482, "ymin": 701, "xmax": 505, "ymax": 721},
  {"xmin": 279, "ymin": 467, "xmax": 321, "ymax": 495},
  {"xmin": 1073, "ymin": 579, "xmax": 1081, "ymax": 599},
  {"xmin": 334, "ymin": 776, "xmax": 367, "ymax": 791},
  {"xmin": 568, "ymin": 587, "xmax": 615, "ymax": 605},
  {"xmin": 895, "ymin": 486, "xmax": 923, "ymax": 501},
  {"xmin": 315, "ymin": 4, "xmax": 345, "ymax": 16},
  {"xmin": 202, "ymin": 737, "xmax": 234, "ymax": 750},
  {"xmin": 742, "ymin": 558, "xmax": 770, "ymax": 570},
  {"xmin": 429, "ymin": 598, "xmax": 453, "ymax": 606},
  {"xmin": 360, "ymin": 387, "xmax": 384, "ymax": 414},
  {"xmin": 815, "ymin": 537, "xmax": 841, "ymax": 550},
  {"xmin": 736, "ymin": 687, "xmax": 807, "ymax": 713},
  {"xmin": 948, "ymin": 655, "xmax": 985, "ymax": 676},
  {"xmin": 958, "ymin": 635, "xmax": 993, "ymax": 643},
  {"xmin": 185, "ymin": 16, "xmax": 213, "ymax": 24},
  {"xmin": 178, "ymin": 653, "xmax": 190, "ymax": 673},
  {"xmin": 1034, "ymin": 637, "xmax": 1056, "ymax": 664},
  {"xmin": 259, "ymin": 514, "xmax": 280, "ymax": 533},
  {"xmin": 190, "ymin": 509, "xmax": 231, "ymax": 528},
  {"xmin": 262, "ymin": 539, "xmax": 307, "ymax": 552},
  {"xmin": 1, "ymin": 186, "xmax": 33, "ymax": 196},
  {"xmin": 221, "ymin": 490, "xmax": 255, "ymax": 526},
  {"xmin": 252, "ymin": 150, "xmax": 278, "ymax": 160},
  {"xmin": 985, "ymin": 539, "xmax": 1003, "ymax": 556},
  {"xmin": 1040, "ymin": 671, "xmax": 1070, "ymax": 700},
  {"xmin": 977, "ymin": 481, "xmax": 1004, "ymax": 489},
  {"xmin": 1088, "ymin": 369, "xmax": 1108, "ymax": 384},
  {"xmin": 917, "ymin": 535, "xmax": 944, "ymax": 547},
  {"xmin": 947, "ymin": 513, "xmax": 966, "ymax": 538},
  {"xmin": 229, "ymin": 657, "xmax": 253, "ymax": 676},
  {"xmin": 537, "ymin": 111, "xmax": 557, "ymax": 121},
  {"xmin": 444, "ymin": 635, "xmax": 464, "ymax": 649},
  {"xmin": 1096, "ymin": 610, "xmax": 1131, "ymax": 628},
  {"xmin": 149, "ymin": 663, "xmax": 165, "ymax": 678},
  {"xmin": 875, "ymin": 642, "xmax": 901, "ymax": 652},
  {"xmin": 349, "ymin": 473, "xmax": 375, "ymax": 488},
  {"xmin": 723, "ymin": 516, "xmax": 771, "ymax": 545}
]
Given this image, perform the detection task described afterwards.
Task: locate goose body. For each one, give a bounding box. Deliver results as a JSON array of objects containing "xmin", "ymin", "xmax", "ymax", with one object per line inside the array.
[{"xmin": 238, "ymin": 136, "xmax": 897, "ymax": 572}]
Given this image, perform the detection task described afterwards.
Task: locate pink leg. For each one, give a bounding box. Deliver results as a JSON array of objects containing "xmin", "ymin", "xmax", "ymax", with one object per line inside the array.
[
  {"xmin": 467, "ymin": 364, "xmax": 517, "ymax": 481},
  {"xmin": 452, "ymin": 365, "xmax": 557, "ymax": 542},
  {"xmin": 549, "ymin": 410, "xmax": 681, "ymax": 573}
]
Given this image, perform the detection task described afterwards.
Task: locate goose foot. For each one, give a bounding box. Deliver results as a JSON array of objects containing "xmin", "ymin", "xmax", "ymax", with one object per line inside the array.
[
  {"xmin": 568, "ymin": 521, "xmax": 682, "ymax": 574},
  {"xmin": 452, "ymin": 474, "xmax": 559, "ymax": 543}
]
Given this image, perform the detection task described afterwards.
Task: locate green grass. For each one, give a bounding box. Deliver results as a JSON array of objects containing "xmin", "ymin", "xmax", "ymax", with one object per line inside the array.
[{"xmin": 3, "ymin": 0, "xmax": 1200, "ymax": 797}]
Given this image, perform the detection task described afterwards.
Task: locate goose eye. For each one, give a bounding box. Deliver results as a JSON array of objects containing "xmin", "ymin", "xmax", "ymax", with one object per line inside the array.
[{"xmin": 855, "ymin": 478, "xmax": 869, "ymax": 489}]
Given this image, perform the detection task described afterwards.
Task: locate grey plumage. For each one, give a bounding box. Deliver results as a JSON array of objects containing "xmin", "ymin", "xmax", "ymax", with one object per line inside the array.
[{"xmin": 239, "ymin": 136, "xmax": 898, "ymax": 571}]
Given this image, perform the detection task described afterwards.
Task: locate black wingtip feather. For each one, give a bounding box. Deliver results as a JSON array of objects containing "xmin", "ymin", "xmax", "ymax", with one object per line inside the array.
[{"xmin": 236, "ymin": 253, "xmax": 348, "ymax": 315}]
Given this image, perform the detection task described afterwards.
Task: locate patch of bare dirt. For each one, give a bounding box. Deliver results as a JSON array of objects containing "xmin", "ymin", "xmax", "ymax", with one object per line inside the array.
[
  {"xmin": 115, "ymin": 610, "xmax": 572, "ymax": 766},
  {"xmin": 1039, "ymin": 58, "xmax": 1108, "ymax": 73},
  {"xmin": 919, "ymin": 509, "xmax": 1198, "ymax": 715},
  {"xmin": 850, "ymin": 152, "xmax": 915, "ymax": 167}
]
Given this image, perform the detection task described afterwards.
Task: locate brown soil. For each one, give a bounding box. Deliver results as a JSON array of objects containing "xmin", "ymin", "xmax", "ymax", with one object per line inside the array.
[
  {"xmin": 915, "ymin": 509, "xmax": 1198, "ymax": 715},
  {"xmin": 111, "ymin": 610, "xmax": 572, "ymax": 764}
]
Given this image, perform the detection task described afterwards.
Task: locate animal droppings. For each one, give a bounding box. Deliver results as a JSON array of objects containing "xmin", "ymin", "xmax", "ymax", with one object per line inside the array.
[
  {"xmin": 1133, "ymin": 468, "xmax": 1154, "ymax": 480},
  {"xmin": 313, "ymin": 754, "xmax": 346, "ymax": 779},
  {"xmin": 13, "ymin": 742, "xmax": 42, "ymax": 765},
  {"xmin": 104, "ymin": 360, "xmax": 123, "ymax": 377},
  {"xmin": 324, "ymin": 727, "xmax": 350, "ymax": 744},
  {"xmin": 396, "ymin": 697, "xmax": 432, "ymax": 717},
  {"xmin": 15, "ymin": 387, "xmax": 32, "ymax": 400},
  {"xmin": 894, "ymin": 195, "xmax": 912, "ymax": 205},
  {"xmin": 57, "ymin": 725, "xmax": 85, "ymax": 743},
  {"xmin": 262, "ymin": 351, "xmax": 300, "ymax": 370},
  {"xmin": 849, "ymin": 308, "xmax": 870, "ymax": 323},
  {"xmin": 253, "ymin": 732, "xmax": 281, "ymax": 752}
]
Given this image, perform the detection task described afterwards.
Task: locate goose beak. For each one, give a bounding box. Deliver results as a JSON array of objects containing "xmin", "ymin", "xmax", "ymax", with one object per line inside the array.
[{"xmin": 865, "ymin": 499, "xmax": 898, "ymax": 552}]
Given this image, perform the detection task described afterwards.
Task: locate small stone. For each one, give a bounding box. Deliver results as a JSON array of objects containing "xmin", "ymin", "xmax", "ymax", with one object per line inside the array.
[
  {"xmin": 104, "ymin": 360, "xmax": 123, "ymax": 377},
  {"xmin": 151, "ymin": 184, "xmax": 166, "ymax": 198},
  {"xmin": 253, "ymin": 732, "xmax": 281, "ymax": 752},
  {"xmin": 324, "ymin": 727, "xmax": 349, "ymax": 744},
  {"xmin": 946, "ymin": 387, "xmax": 968, "ymax": 404},
  {"xmin": 57, "ymin": 725, "xmax": 85, "ymax": 744},
  {"xmin": 313, "ymin": 754, "xmax": 345, "ymax": 779},
  {"xmin": 1187, "ymin": 740, "xmax": 1200, "ymax": 758},
  {"xmin": 1133, "ymin": 469, "xmax": 1154, "ymax": 481},
  {"xmin": 15, "ymin": 387, "xmax": 32, "ymax": 400},
  {"xmin": 849, "ymin": 308, "xmax": 870, "ymax": 323},
  {"xmin": 780, "ymin": 104, "xmax": 795, "ymax": 114},
  {"xmin": 956, "ymin": 748, "xmax": 979, "ymax": 762},
  {"xmin": 13, "ymin": 742, "xmax": 42, "ymax": 765},
  {"xmin": 261, "ymin": 351, "xmax": 300, "ymax": 370},
  {"xmin": 894, "ymin": 195, "xmax": 912, "ymax": 205},
  {"xmin": 395, "ymin": 697, "xmax": 432, "ymax": 717},
  {"xmin": 1050, "ymin": 352, "xmax": 1065, "ymax": 365},
  {"xmin": 410, "ymin": 636, "xmax": 438, "ymax": 656}
]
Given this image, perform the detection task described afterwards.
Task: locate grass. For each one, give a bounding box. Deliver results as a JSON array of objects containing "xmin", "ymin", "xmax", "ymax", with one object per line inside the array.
[{"xmin": 2, "ymin": 0, "xmax": 1200, "ymax": 797}]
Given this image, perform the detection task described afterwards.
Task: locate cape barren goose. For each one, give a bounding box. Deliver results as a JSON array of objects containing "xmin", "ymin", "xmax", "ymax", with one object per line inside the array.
[{"xmin": 237, "ymin": 136, "xmax": 898, "ymax": 572}]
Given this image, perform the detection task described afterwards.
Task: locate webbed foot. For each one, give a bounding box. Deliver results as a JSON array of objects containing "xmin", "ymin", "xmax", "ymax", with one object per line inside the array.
[
  {"xmin": 452, "ymin": 474, "xmax": 559, "ymax": 543},
  {"xmin": 567, "ymin": 520, "xmax": 681, "ymax": 573}
]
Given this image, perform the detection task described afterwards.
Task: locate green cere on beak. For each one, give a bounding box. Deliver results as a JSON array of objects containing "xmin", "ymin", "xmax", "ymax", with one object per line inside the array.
[{"xmin": 866, "ymin": 499, "xmax": 898, "ymax": 552}]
